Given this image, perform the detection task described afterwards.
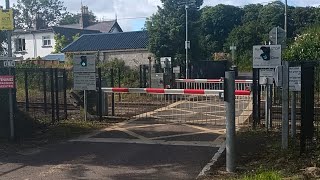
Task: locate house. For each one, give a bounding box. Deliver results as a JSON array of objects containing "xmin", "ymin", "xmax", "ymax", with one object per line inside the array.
[
  {"xmin": 62, "ymin": 31, "xmax": 152, "ymax": 68},
  {"xmin": 11, "ymin": 5, "xmax": 122, "ymax": 60}
]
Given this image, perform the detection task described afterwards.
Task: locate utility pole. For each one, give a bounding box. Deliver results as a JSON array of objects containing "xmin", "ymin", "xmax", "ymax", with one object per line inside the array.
[
  {"xmin": 185, "ymin": 5, "xmax": 189, "ymax": 79},
  {"xmin": 284, "ymin": 0, "xmax": 288, "ymax": 38},
  {"xmin": 5, "ymin": 0, "xmax": 15, "ymax": 141}
]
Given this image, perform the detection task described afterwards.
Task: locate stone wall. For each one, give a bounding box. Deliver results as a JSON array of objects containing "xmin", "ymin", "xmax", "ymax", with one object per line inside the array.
[{"xmin": 99, "ymin": 49, "xmax": 153, "ymax": 69}]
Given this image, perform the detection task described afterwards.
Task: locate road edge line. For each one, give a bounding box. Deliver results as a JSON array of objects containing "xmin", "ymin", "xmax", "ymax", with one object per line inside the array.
[{"xmin": 197, "ymin": 140, "xmax": 226, "ymax": 179}]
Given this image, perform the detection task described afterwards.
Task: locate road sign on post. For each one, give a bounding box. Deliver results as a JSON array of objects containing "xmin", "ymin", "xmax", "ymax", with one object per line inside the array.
[
  {"xmin": 269, "ymin": 27, "xmax": 286, "ymax": 45},
  {"xmin": 253, "ymin": 45, "xmax": 281, "ymax": 68},
  {"xmin": 73, "ymin": 55, "xmax": 96, "ymax": 121},
  {"xmin": 160, "ymin": 57, "xmax": 171, "ymax": 68},
  {"xmin": 0, "ymin": 9, "xmax": 14, "ymax": 30},
  {"xmin": 73, "ymin": 55, "xmax": 96, "ymax": 91},
  {"xmin": 259, "ymin": 69, "xmax": 274, "ymax": 85}
]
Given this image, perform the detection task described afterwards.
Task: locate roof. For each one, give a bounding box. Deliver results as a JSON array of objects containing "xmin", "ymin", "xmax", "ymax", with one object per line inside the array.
[
  {"xmin": 58, "ymin": 20, "xmax": 122, "ymax": 33},
  {"xmin": 62, "ymin": 31, "xmax": 148, "ymax": 53},
  {"xmin": 43, "ymin": 53, "xmax": 65, "ymax": 61},
  {"xmin": 13, "ymin": 20, "xmax": 122, "ymax": 36},
  {"xmin": 13, "ymin": 28, "xmax": 53, "ymax": 35},
  {"xmin": 52, "ymin": 26, "xmax": 100, "ymax": 41}
]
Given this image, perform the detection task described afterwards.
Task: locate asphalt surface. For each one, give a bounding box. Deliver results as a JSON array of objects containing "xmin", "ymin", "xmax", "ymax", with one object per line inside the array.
[{"xmin": 0, "ymin": 96, "xmax": 251, "ymax": 180}]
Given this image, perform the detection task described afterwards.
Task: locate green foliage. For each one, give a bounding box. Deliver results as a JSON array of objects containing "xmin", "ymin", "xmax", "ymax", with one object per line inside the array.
[
  {"xmin": 146, "ymin": 0, "xmax": 203, "ymax": 67},
  {"xmin": 13, "ymin": 0, "xmax": 66, "ymax": 29},
  {"xmin": 98, "ymin": 58, "xmax": 140, "ymax": 88},
  {"xmin": 198, "ymin": 4, "xmax": 243, "ymax": 58},
  {"xmin": 54, "ymin": 34, "xmax": 68, "ymax": 53},
  {"xmin": 0, "ymin": 32, "xmax": 6, "ymax": 55},
  {"xmin": 147, "ymin": 0, "xmax": 320, "ymax": 72},
  {"xmin": 59, "ymin": 12, "xmax": 97, "ymax": 25},
  {"xmin": 241, "ymin": 170, "xmax": 282, "ymax": 180},
  {"xmin": 54, "ymin": 33, "xmax": 80, "ymax": 53},
  {"xmin": 284, "ymin": 25, "xmax": 320, "ymax": 61}
]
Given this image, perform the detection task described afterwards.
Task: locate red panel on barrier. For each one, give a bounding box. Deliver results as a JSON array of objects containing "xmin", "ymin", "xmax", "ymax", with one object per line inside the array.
[
  {"xmin": 206, "ymin": 79, "xmax": 222, "ymax": 83},
  {"xmin": 146, "ymin": 88, "xmax": 165, "ymax": 94},
  {"xmin": 184, "ymin": 79, "xmax": 195, "ymax": 82},
  {"xmin": 184, "ymin": 89, "xmax": 205, "ymax": 94},
  {"xmin": 235, "ymin": 90, "xmax": 251, "ymax": 96},
  {"xmin": 112, "ymin": 88, "xmax": 129, "ymax": 93}
]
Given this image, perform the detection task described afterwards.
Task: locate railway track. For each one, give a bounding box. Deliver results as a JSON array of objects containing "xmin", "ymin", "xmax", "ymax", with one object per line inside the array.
[{"xmin": 17, "ymin": 102, "xmax": 78, "ymax": 110}]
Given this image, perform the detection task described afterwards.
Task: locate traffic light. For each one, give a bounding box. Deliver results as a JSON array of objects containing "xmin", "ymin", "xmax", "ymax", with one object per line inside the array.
[
  {"xmin": 80, "ymin": 56, "xmax": 87, "ymax": 67},
  {"xmin": 260, "ymin": 46, "xmax": 271, "ymax": 61}
]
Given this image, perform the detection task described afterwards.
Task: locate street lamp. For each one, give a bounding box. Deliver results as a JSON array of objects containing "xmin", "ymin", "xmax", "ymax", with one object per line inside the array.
[{"xmin": 185, "ymin": 4, "xmax": 190, "ymax": 79}]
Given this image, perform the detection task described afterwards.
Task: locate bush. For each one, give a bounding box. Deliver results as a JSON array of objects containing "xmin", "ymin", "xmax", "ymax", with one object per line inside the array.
[{"xmin": 98, "ymin": 58, "xmax": 140, "ymax": 88}]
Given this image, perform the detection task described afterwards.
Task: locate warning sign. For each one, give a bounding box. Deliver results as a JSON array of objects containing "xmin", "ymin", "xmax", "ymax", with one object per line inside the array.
[
  {"xmin": 0, "ymin": 75, "xmax": 14, "ymax": 89},
  {"xmin": 289, "ymin": 67, "xmax": 301, "ymax": 92},
  {"xmin": 0, "ymin": 9, "xmax": 14, "ymax": 30}
]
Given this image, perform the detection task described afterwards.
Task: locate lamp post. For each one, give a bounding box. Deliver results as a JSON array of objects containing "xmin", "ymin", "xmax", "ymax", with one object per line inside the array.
[{"xmin": 185, "ymin": 5, "xmax": 189, "ymax": 79}]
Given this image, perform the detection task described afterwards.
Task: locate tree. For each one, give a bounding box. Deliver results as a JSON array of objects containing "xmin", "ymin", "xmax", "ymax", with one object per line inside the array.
[
  {"xmin": 224, "ymin": 21, "xmax": 265, "ymax": 71},
  {"xmin": 258, "ymin": 1, "xmax": 285, "ymax": 31},
  {"xmin": 146, "ymin": 0, "xmax": 203, "ymax": 68},
  {"xmin": 287, "ymin": 6, "xmax": 319, "ymax": 39},
  {"xmin": 59, "ymin": 11, "xmax": 97, "ymax": 25},
  {"xmin": 198, "ymin": 4, "xmax": 243, "ymax": 59},
  {"xmin": 0, "ymin": 32, "xmax": 6, "ymax": 55},
  {"xmin": 242, "ymin": 4, "xmax": 263, "ymax": 24},
  {"xmin": 13, "ymin": 0, "xmax": 66, "ymax": 29},
  {"xmin": 284, "ymin": 25, "xmax": 320, "ymax": 61},
  {"xmin": 54, "ymin": 33, "xmax": 80, "ymax": 53}
]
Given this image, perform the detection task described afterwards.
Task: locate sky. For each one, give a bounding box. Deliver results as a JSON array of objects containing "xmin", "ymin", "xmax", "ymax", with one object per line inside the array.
[{"xmin": 1, "ymin": 0, "xmax": 320, "ymax": 31}]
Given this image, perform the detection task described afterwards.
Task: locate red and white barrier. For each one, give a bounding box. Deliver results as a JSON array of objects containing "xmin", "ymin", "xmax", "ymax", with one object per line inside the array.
[
  {"xmin": 175, "ymin": 79, "xmax": 253, "ymax": 83},
  {"xmin": 102, "ymin": 88, "xmax": 251, "ymax": 96}
]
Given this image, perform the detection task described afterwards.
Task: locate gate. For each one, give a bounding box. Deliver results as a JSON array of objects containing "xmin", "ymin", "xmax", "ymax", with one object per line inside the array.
[{"xmin": 101, "ymin": 88, "xmax": 252, "ymax": 126}]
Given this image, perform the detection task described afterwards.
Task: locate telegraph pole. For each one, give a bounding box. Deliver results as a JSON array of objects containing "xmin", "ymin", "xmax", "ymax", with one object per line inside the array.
[
  {"xmin": 5, "ymin": 0, "xmax": 15, "ymax": 140},
  {"xmin": 284, "ymin": 0, "xmax": 288, "ymax": 37},
  {"xmin": 185, "ymin": 5, "xmax": 189, "ymax": 79}
]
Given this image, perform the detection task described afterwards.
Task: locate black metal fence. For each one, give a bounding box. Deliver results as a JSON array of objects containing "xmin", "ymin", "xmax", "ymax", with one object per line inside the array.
[
  {"xmin": 252, "ymin": 61, "xmax": 320, "ymax": 154},
  {"xmin": 15, "ymin": 68, "xmax": 76, "ymax": 123}
]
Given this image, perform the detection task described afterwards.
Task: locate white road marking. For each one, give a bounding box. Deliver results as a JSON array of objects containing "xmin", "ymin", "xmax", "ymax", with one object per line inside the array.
[
  {"xmin": 70, "ymin": 138, "xmax": 221, "ymax": 147},
  {"xmin": 197, "ymin": 141, "xmax": 226, "ymax": 178}
]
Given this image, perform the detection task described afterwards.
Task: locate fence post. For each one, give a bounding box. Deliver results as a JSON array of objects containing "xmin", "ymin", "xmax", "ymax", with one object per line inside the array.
[
  {"xmin": 98, "ymin": 68, "xmax": 103, "ymax": 121},
  {"xmin": 300, "ymin": 62, "xmax": 315, "ymax": 153},
  {"xmin": 55, "ymin": 68, "xmax": 59, "ymax": 122},
  {"xmin": 43, "ymin": 70, "xmax": 47, "ymax": 114},
  {"xmin": 111, "ymin": 68, "xmax": 115, "ymax": 116},
  {"xmin": 143, "ymin": 65, "xmax": 147, "ymax": 88},
  {"xmin": 291, "ymin": 91, "xmax": 296, "ymax": 139},
  {"xmin": 270, "ymin": 84, "xmax": 273, "ymax": 129},
  {"xmin": 139, "ymin": 65, "xmax": 143, "ymax": 88},
  {"xmin": 63, "ymin": 69, "xmax": 68, "ymax": 120},
  {"xmin": 118, "ymin": 67, "xmax": 121, "ymax": 101},
  {"xmin": 24, "ymin": 70, "xmax": 29, "ymax": 112},
  {"xmin": 225, "ymin": 71, "xmax": 236, "ymax": 173},
  {"xmin": 50, "ymin": 68, "xmax": 55, "ymax": 123},
  {"xmin": 252, "ymin": 68, "xmax": 259, "ymax": 128},
  {"xmin": 282, "ymin": 61, "xmax": 289, "ymax": 149}
]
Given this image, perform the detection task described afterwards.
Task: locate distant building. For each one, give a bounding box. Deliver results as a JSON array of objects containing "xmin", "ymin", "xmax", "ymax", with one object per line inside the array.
[
  {"xmin": 11, "ymin": 6, "xmax": 122, "ymax": 60},
  {"xmin": 62, "ymin": 31, "xmax": 152, "ymax": 68}
]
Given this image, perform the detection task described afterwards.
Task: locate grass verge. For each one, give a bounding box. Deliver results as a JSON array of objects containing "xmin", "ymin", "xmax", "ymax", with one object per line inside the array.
[{"xmin": 202, "ymin": 128, "xmax": 320, "ymax": 180}]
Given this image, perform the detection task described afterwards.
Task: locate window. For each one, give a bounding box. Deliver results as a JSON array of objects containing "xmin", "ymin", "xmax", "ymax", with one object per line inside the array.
[
  {"xmin": 42, "ymin": 36, "xmax": 51, "ymax": 47},
  {"xmin": 15, "ymin": 38, "xmax": 26, "ymax": 52}
]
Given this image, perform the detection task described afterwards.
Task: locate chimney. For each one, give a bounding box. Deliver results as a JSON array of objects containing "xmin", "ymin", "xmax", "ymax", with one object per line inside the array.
[
  {"xmin": 80, "ymin": 6, "xmax": 90, "ymax": 29},
  {"xmin": 34, "ymin": 13, "xmax": 45, "ymax": 30}
]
